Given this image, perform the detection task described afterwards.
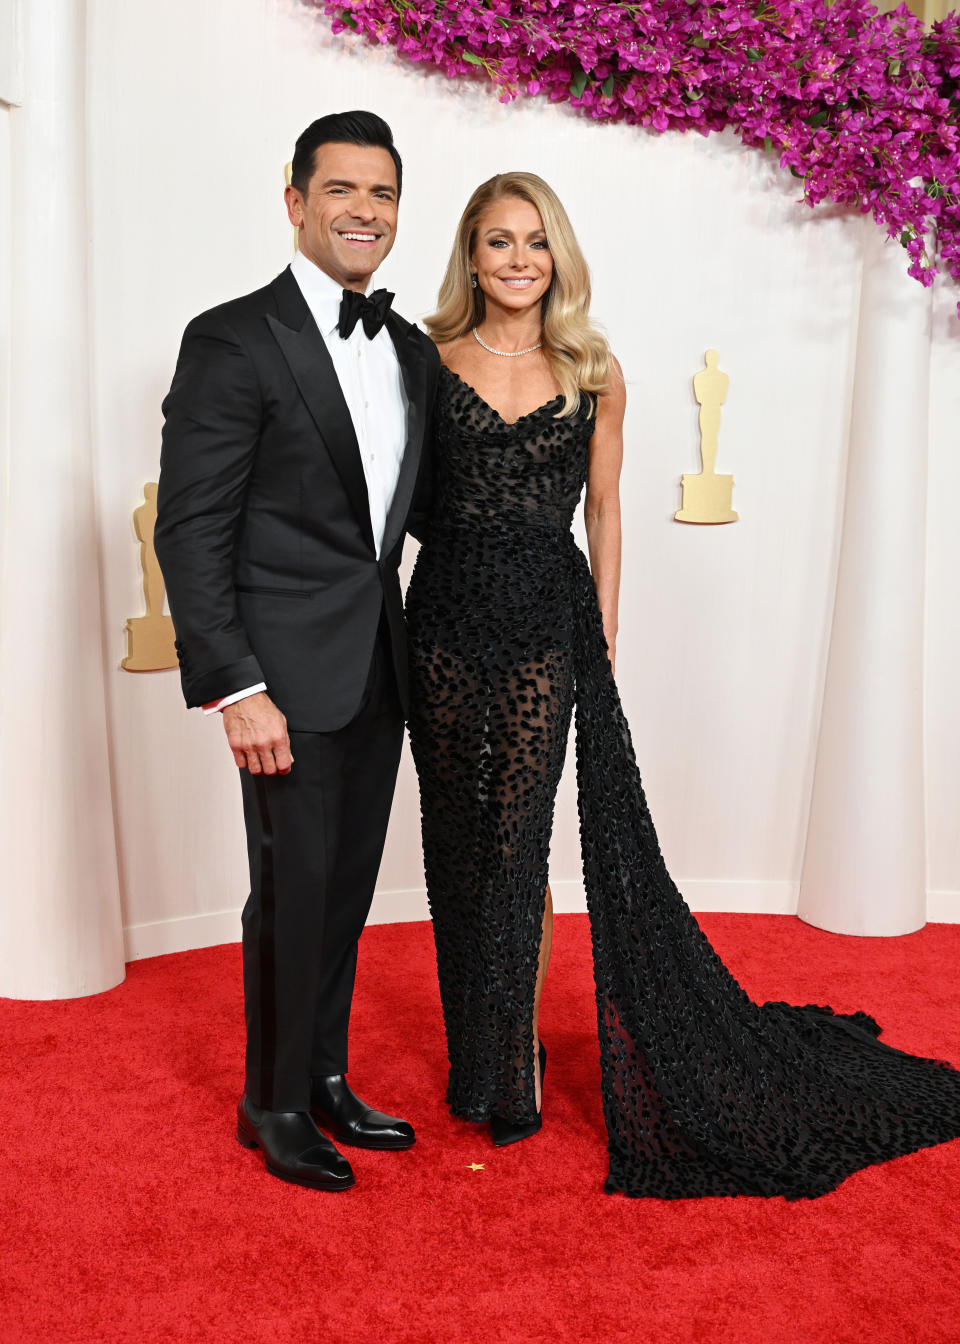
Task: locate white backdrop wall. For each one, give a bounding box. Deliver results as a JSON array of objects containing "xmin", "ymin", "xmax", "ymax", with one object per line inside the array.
[
  {"xmin": 2, "ymin": 0, "xmax": 958, "ymax": 991},
  {"xmin": 926, "ymin": 284, "xmax": 960, "ymax": 911}
]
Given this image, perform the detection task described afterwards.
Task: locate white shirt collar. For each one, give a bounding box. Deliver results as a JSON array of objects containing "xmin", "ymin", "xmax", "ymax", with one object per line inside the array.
[{"xmin": 290, "ymin": 249, "xmax": 375, "ymax": 337}]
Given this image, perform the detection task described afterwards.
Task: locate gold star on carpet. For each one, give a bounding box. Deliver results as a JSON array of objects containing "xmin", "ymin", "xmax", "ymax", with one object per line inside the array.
[{"xmin": 467, "ymin": 1163, "xmax": 485, "ymax": 1172}]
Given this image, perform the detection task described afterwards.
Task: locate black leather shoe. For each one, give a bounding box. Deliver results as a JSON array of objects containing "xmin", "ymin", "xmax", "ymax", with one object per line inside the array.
[
  {"xmin": 491, "ymin": 1041, "xmax": 546, "ymax": 1148},
  {"xmin": 236, "ymin": 1097, "xmax": 355, "ymax": 1191},
  {"xmin": 310, "ymin": 1075, "xmax": 416, "ymax": 1150}
]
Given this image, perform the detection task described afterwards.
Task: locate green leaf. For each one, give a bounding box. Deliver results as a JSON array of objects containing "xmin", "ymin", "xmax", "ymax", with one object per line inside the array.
[
  {"xmin": 570, "ymin": 69, "xmax": 589, "ymax": 98},
  {"xmin": 900, "ymin": 229, "xmax": 913, "ymax": 246},
  {"xmin": 746, "ymin": 47, "xmax": 761, "ymax": 59},
  {"xmin": 692, "ymin": 35, "xmax": 710, "ymax": 47},
  {"xmin": 808, "ymin": 110, "xmax": 829, "ymax": 127},
  {"xmin": 340, "ymin": 9, "xmax": 358, "ymax": 28},
  {"xmin": 888, "ymin": 58, "xmax": 901, "ymax": 76},
  {"xmin": 463, "ymin": 51, "xmax": 485, "ymax": 66},
  {"xmin": 763, "ymin": 133, "xmax": 772, "ymax": 152},
  {"xmin": 601, "ymin": 75, "xmax": 615, "ymax": 98}
]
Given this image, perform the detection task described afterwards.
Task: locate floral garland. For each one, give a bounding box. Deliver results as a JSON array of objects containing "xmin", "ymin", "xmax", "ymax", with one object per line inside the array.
[{"xmin": 315, "ymin": 0, "xmax": 960, "ymax": 313}]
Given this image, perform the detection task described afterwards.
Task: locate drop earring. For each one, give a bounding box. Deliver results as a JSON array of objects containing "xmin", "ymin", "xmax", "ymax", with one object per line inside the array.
[{"xmin": 471, "ymin": 274, "xmax": 478, "ymax": 289}]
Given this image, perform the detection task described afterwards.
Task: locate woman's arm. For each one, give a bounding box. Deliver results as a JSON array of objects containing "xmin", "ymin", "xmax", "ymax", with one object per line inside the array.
[{"xmin": 584, "ymin": 357, "xmax": 626, "ymax": 675}]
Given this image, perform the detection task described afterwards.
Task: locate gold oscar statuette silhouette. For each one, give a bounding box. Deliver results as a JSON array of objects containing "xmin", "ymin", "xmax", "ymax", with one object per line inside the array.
[
  {"xmin": 122, "ymin": 483, "xmax": 178, "ymax": 671},
  {"xmin": 675, "ymin": 350, "xmax": 739, "ymax": 524}
]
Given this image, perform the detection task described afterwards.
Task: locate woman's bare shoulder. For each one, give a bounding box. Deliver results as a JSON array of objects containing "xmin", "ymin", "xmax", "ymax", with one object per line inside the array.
[{"xmin": 600, "ymin": 354, "xmax": 626, "ymax": 411}]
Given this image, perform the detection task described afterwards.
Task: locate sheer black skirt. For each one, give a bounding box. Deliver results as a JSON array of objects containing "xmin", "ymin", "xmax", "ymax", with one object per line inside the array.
[{"xmin": 408, "ymin": 523, "xmax": 960, "ymax": 1199}]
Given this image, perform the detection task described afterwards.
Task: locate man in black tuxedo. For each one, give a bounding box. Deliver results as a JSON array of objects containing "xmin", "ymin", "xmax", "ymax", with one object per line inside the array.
[{"xmin": 155, "ymin": 111, "xmax": 439, "ymax": 1191}]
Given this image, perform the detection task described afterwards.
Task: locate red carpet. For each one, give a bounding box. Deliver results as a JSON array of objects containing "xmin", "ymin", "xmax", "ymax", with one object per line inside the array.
[{"xmin": 2, "ymin": 913, "xmax": 959, "ymax": 1344}]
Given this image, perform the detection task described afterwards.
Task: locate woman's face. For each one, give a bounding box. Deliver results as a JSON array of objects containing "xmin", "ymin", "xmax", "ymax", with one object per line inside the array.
[{"xmin": 470, "ymin": 196, "xmax": 554, "ymax": 316}]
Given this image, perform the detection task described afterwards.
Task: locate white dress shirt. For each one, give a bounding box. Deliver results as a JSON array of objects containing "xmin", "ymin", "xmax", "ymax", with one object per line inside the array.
[{"xmin": 204, "ymin": 250, "xmax": 408, "ymax": 715}]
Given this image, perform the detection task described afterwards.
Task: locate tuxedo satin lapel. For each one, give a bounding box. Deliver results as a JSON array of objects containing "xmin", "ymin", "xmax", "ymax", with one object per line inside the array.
[
  {"xmin": 266, "ymin": 275, "xmax": 375, "ymax": 554},
  {"xmin": 380, "ymin": 315, "xmax": 428, "ymax": 558}
]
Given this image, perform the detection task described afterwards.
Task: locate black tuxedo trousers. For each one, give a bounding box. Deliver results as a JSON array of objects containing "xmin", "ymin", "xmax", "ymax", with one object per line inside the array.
[{"xmin": 240, "ymin": 618, "xmax": 403, "ymax": 1110}]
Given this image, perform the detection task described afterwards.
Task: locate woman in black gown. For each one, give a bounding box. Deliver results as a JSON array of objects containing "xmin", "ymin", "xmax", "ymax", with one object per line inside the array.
[{"xmin": 406, "ymin": 171, "xmax": 960, "ymax": 1199}]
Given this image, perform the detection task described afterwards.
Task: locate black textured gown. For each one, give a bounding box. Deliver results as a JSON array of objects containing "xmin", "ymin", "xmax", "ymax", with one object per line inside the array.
[{"xmin": 406, "ymin": 365, "xmax": 960, "ymax": 1199}]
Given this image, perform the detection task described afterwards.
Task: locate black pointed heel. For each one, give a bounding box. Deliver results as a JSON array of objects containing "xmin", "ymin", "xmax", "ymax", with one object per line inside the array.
[{"xmin": 491, "ymin": 1042, "xmax": 546, "ymax": 1148}]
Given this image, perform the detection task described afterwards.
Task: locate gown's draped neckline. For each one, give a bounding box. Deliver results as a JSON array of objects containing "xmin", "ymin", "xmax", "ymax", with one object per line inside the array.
[
  {"xmin": 441, "ymin": 366, "xmax": 564, "ymax": 428},
  {"xmin": 406, "ymin": 365, "xmax": 960, "ymax": 1199}
]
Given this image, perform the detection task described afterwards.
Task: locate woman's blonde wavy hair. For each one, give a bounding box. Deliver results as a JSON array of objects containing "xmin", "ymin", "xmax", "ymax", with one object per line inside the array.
[{"xmin": 425, "ymin": 172, "xmax": 612, "ymax": 418}]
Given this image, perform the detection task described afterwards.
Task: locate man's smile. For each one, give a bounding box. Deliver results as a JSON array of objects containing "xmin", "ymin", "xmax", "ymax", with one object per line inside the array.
[{"xmin": 337, "ymin": 230, "xmax": 382, "ymax": 247}]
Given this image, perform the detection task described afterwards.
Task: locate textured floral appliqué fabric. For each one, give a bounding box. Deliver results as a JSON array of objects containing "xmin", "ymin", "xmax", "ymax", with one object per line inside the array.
[{"xmin": 407, "ymin": 364, "xmax": 960, "ymax": 1199}]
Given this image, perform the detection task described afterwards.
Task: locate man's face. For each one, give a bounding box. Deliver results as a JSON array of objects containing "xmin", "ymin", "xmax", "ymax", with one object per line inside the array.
[{"xmin": 284, "ymin": 141, "xmax": 399, "ymax": 290}]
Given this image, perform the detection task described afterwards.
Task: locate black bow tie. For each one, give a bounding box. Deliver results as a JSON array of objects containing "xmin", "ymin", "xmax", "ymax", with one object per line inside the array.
[{"xmin": 337, "ymin": 287, "xmax": 394, "ymax": 340}]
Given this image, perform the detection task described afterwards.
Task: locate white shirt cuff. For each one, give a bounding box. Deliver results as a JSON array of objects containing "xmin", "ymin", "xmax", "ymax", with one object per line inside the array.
[{"xmin": 203, "ymin": 683, "xmax": 267, "ymax": 715}]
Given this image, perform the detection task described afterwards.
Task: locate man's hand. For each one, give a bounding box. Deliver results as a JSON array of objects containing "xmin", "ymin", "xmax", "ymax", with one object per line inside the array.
[{"xmin": 222, "ymin": 692, "xmax": 293, "ymax": 775}]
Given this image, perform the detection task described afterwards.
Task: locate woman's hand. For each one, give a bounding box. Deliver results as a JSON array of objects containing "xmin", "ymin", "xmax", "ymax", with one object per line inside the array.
[{"xmin": 604, "ymin": 628, "xmax": 617, "ymax": 678}]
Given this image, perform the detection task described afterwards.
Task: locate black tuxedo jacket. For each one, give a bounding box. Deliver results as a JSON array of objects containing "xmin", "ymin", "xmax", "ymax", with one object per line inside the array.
[{"xmin": 155, "ymin": 265, "xmax": 440, "ymax": 732}]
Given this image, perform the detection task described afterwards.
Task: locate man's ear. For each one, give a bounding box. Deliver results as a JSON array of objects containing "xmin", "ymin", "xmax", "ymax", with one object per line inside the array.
[{"xmin": 284, "ymin": 184, "xmax": 304, "ymax": 228}]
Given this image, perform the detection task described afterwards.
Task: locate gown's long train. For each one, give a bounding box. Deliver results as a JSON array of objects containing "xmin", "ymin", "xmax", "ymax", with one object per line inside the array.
[{"xmin": 407, "ymin": 366, "xmax": 960, "ymax": 1199}]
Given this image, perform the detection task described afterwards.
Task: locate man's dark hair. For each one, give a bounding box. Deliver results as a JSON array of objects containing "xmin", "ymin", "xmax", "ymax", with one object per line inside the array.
[{"xmin": 291, "ymin": 111, "xmax": 402, "ymax": 198}]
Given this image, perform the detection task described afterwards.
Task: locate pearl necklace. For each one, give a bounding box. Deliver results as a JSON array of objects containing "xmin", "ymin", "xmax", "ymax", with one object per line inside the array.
[{"xmin": 473, "ymin": 327, "xmax": 543, "ymax": 358}]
